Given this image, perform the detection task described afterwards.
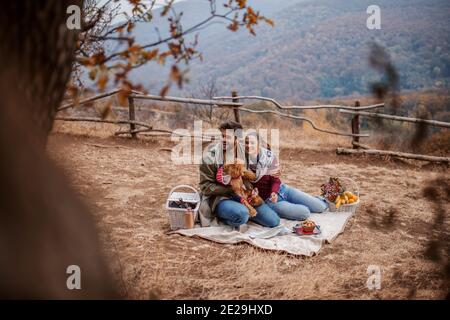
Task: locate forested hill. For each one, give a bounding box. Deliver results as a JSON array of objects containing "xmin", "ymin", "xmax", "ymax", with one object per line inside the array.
[{"xmin": 130, "ymin": 0, "xmax": 450, "ymax": 101}]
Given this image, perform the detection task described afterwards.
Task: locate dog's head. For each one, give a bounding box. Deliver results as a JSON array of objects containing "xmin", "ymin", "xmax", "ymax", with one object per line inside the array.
[{"xmin": 223, "ymin": 161, "xmax": 245, "ymax": 179}]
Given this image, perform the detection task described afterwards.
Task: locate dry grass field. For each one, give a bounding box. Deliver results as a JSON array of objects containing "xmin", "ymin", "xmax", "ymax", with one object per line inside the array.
[{"xmin": 47, "ymin": 120, "xmax": 449, "ymax": 300}]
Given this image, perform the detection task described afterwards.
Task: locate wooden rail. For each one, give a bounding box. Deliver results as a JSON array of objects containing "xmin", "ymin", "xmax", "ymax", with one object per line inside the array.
[
  {"xmin": 337, "ymin": 147, "xmax": 450, "ymax": 163},
  {"xmin": 351, "ymin": 141, "xmax": 371, "ymax": 150},
  {"xmin": 58, "ymin": 89, "xmax": 122, "ymax": 111},
  {"xmin": 337, "ymin": 103, "xmax": 450, "ymax": 163},
  {"xmin": 55, "ymin": 116, "xmax": 218, "ymax": 141},
  {"xmin": 58, "ymin": 90, "xmax": 241, "ymax": 111},
  {"xmin": 214, "ymin": 95, "xmax": 385, "ymax": 111},
  {"xmin": 129, "ymin": 93, "xmax": 242, "ymax": 107},
  {"xmin": 239, "ymin": 107, "xmax": 369, "ymax": 137},
  {"xmin": 56, "ymin": 89, "xmax": 449, "ymax": 163},
  {"xmin": 54, "ymin": 116, "xmax": 153, "ymax": 129},
  {"xmin": 118, "ymin": 128, "xmax": 218, "ymax": 141},
  {"xmin": 57, "ymin": 89, "xmax": 377, "ymax": 138},
  {"xmin": 340, "ymin": 109, "xmax": 450, "ymax": 129}
]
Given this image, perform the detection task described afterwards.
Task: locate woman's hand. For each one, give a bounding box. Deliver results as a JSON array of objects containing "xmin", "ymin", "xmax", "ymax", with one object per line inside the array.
[
  {"xmin": 271, "ymin": 168, "xmax": 281, "ymax": 178},
  {"xmin": 270, "ymin": 192, "xmax": 278, "ymax": 203}
]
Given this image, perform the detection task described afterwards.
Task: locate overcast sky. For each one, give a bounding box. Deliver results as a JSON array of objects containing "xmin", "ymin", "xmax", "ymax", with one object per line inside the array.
[{"xmin": 107, "ymin": 0, "xmax": 186, "ymax": 23}]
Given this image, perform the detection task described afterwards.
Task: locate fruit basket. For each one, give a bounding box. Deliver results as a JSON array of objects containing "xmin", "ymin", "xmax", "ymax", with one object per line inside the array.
[{"xmin": 321, "ymin": 177, "xmax": 360, "ymax": 213}]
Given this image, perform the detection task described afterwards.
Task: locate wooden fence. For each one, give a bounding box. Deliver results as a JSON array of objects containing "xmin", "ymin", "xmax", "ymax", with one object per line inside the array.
[{"xmin": 56, "ymin": 89, "xmax": 450, "ymax": 163}]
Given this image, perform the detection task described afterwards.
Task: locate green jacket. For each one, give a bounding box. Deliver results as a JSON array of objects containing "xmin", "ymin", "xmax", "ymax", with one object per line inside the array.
[{"xmin": 198, "ymin": 144, "xmax": 251, "ymax": 226}]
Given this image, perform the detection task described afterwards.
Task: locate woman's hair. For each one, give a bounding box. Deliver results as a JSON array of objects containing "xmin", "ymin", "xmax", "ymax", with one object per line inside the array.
[
  {"xmin": 245, "ymin": 131, "xmax": 272, "ymax": 169},
  {"xmin": 245, "ymin": 130, "xmax": 271, "ymax": 151}
]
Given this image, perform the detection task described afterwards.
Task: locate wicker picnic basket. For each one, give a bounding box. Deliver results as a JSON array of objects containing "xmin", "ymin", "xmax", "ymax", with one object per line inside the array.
[
  {"xmin": 325, "ymin": 177, "xmax": 360, "ymax": 213},
  {"xmin": 166, "ymin": 185, "xmax": 200, "ymax": 230}
]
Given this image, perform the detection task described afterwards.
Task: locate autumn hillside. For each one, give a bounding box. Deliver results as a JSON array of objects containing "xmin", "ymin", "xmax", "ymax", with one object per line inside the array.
[{"xmin": 121, "ymin": 0, "xmax": 450, "ymax": 101}]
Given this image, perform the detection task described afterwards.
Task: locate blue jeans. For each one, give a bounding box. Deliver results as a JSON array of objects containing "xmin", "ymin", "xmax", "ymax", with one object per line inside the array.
[
  {"xmin": 215, "ymin": 200, "xmax": 280, "ymax": 228},
  {"xmin": 266, "ymin": 184, "xmax": 328, "ymax": 221}
]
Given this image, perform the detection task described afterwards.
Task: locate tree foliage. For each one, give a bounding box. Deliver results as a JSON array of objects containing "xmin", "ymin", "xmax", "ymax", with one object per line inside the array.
[{"xmin": 73, "ymin": 0, "xmax": 273, "ymax": 101}]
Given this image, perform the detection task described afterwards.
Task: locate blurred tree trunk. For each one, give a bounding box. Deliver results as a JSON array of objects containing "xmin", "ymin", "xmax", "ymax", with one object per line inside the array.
[
  {"xmin": 0, "ymin": 1, "xmax": 118, "ymax": 298},
  {"xmin": 0, "ymin": 1, "xmax": 79, "ymax": 144}
]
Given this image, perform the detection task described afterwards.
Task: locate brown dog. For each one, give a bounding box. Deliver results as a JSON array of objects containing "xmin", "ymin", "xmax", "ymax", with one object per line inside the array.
[{"xmin": 223, "ymin": 161, "xmax": 264, "ymax": 217}]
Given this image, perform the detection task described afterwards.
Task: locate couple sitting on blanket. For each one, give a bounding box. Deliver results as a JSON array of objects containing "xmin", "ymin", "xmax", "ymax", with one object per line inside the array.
[{"xmin": 198, "ymin": 121, "xmax": 328, "ymax": 228}]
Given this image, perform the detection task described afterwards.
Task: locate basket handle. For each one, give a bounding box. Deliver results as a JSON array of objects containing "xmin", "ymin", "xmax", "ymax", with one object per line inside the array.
[
  {"xmin": 339, "ymin": 177, "xmax": 359, "ymax": 197},
  {"xmin": 168, "ymin": 184, "xmax": 200, "ymax": 199}
]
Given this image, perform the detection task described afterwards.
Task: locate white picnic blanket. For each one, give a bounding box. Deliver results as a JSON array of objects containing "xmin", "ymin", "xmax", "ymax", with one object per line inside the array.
[{"xmin": 172, "ymin": 210, "xmax": 355, "ymax": 256}]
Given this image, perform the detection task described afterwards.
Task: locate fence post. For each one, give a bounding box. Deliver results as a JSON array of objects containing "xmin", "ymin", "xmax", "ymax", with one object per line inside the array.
[
  {"xmin": 351, "ymin": 100, "xmax": 360, "ymax": 149},
  {"xmin": 128, "ymin": 95, "xmax": 137, "ymax": 139},
  {"xmin": 232, "ymin": 91, "xmax": 241, "ymax": 123}
]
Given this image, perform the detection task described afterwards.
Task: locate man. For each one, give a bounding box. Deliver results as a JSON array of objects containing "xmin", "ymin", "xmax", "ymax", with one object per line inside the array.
[{"xmin": 198, "ymin": 121, "xmax": 280, "ymax": 228}]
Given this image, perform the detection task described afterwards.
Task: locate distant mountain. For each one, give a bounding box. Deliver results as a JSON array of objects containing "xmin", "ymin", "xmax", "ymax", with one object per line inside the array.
[{"xmin": 127, "ymin": 0, "xmax": 450, "ymax": 101}]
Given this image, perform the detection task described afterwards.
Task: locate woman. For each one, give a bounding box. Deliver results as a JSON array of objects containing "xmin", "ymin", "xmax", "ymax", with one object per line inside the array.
[
  {"xmin": 210, "ymin": 122, "xmax": 280, "ymax": 228},
  {"xmin": 245, "ymin": 132, "xmax": 328, "ymax": 220}
]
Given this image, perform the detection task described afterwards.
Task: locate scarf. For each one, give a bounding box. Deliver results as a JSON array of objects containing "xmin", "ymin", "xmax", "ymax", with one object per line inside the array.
[{"xmin": 247, "ymin": 147, "xmax": 280, "ymax": 182}]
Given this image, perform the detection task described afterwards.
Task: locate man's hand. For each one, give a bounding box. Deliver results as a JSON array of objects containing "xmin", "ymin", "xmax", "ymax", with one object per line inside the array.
[
  {"xmin": 216, "ymin": 165, "xmax": 231, "ymax": 185},
  {"xmin": 270, "ymin": 192, "xmax": 278, "ymax": 203}
]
